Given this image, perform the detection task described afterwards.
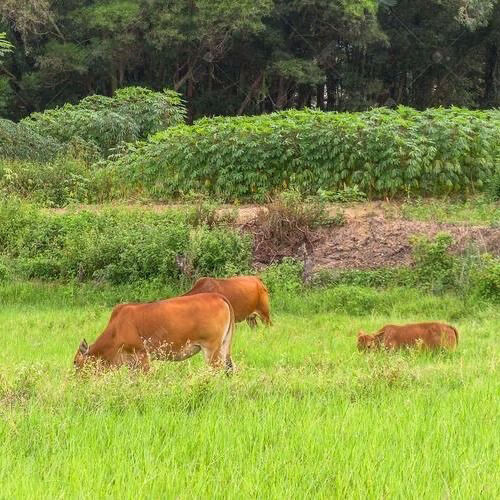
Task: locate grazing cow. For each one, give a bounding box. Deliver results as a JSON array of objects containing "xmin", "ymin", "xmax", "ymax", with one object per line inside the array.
[
  {"xmin": 357, "ymin": 322, "xmax": 459, "ymax": 351},
  {"xmin": 183, "ymin": 276, "xmax": 271, "ymax": 328},
  {"xmin": 74, "ymin": 293, "xmax": 235, "ymax": 373}
]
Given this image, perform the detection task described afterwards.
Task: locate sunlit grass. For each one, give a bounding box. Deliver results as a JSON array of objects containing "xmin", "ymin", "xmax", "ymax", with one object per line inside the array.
[
  {"xmin": 400, "ymin": 197, "xmax": 499, "ymax": 226},
  {"xmin": 0, "ymin": 282, "xmax": 498, "ymax": 498}
]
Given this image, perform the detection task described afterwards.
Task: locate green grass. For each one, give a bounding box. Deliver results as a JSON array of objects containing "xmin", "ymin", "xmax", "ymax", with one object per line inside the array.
[
  {"xmin": 0, "ymin": 282, "xmax": 498, "ymax": 498},
  {"xmin": 400, "ymin": 197, "xmax": 500, "ymax": 226}
]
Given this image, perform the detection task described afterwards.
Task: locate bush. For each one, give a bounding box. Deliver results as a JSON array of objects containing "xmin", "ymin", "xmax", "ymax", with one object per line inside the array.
[
  {"xmin": 315, "ymin": 185, "xmax": 367, "ymax": 203},
  {"xmin": 309, "ymin": 267, "xmax": 416, "ymax": 289},
  {"xmin": 0, "ymin": 158, "xmax": 94, "ymax": 207},
  {"xmin": 0, "ymin": 119, "xmax": 63, "ymax": 162},
  {"xmin": 108, "ymin": 106, "xmax": 500, "ymax": 201},
  {"xmin": 471, "ymin": 255, "xmax": 500, "ymax": 302},
  {"xmin": 0, "ymin": 257, "xmax": 8, "ymax": 282},
  {"xmin": 20, "ymin": 87, "xmax": 186, "ymax": 159},
  {"xmin": 260, "ymin": 257, "xmax": 304, "ymax": 294},
  {"xmin": 251, "ymin": 191, "xmax": 343, "ymax": 262},
  {"xmin": 188, "ymin": 227, "xmax": 253, "ymax": 277},
  {"xmin": 0, "ymin": 200, "xmax": 252, "ymax": 284},
  {"xmin": 411, "ymin": 233, "xmax": 456, "ymax": 293},
  {"xmin": 485, "ymin": 166, "xmax": 500, "ymax": 201}
]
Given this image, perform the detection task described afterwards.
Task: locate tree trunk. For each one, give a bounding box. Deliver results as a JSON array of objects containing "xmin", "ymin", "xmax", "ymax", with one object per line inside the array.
[
  {"xmin": 484, "ymin": 43, "xmax": 498, "ymax": 107},
  {"xmin": 238, "ymin": 72, "xmax": 263, "ymax": 115},
  {"xmin": 276, "ymin": 76, "xmax": 287, "ymax": 110},
  {"xmin": 110, "ymin": 71, "xmax": 117, "ymax": 95},
  {"xmin": 317, "ymin": 84, "xmax": 325, "ymax": 110},
  {"xmin": 326, "ymin": 74, "xmax": 337, "ymax": 110},
  {"xmin": 187, "ymin": 74, "xmax": 194, "ymax": 124}
]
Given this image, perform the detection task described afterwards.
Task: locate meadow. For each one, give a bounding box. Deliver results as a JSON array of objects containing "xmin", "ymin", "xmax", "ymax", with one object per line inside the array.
[
  {"xmin": 0, "ymin": 282, "xmax": 498, "ymax": 498},
  {"xmin": 0, "ymin": 87, "xmax": 498, "ymax": 498}
]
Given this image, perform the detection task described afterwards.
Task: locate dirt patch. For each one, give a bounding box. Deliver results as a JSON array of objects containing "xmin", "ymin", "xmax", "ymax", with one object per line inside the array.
[{"xmin": 245, "ymin": 213, "xmax": 500, "ymax": 270}]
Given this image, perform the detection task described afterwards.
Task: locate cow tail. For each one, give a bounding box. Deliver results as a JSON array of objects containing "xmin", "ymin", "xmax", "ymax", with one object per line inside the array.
[
  {"xmin": 257, "ymin": 276, "xmax": 269, "ymax": 294},
  {"xmin": 450, "ymin": 326, "xmax": 459, "ymax": 344},
  {"xmin": 221, "ymin": 296, "xmax": 235, "ymax": 362}
]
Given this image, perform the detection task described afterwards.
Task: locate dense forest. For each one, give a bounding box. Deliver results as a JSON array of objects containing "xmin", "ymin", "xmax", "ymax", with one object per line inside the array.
[{"xmin": 1, "ymin": 0, "xmax": 499, "ymax": 121}]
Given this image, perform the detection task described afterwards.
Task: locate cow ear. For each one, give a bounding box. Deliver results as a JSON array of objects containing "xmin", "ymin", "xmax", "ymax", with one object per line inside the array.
[{"xmin": 79, "ymin": 339, "xmax": 89, "ymax": 355}]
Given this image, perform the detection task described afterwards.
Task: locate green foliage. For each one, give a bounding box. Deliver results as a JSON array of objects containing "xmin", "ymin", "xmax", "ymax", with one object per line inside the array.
[
  {"xmin": 0, "ymin": 200, "xmax": 251, "ymax": 284},
  {"xmin": 310, "ymin": 267, "xmax": 415, "ymax": 289},
  {"xmin": 20, "ymin": 87, "xmax": 186, "ymax": 159},
  {"xmin": 188, "ymin": 227, "xmax": 252, "ymax": 277},
  {"xmin": 0, "ymin": 119, "xmax": 62, "ymax": 162},
  {"xmin": 0, "ymin": 158, "xmax": 95, "ymax": 207},
  {"xmin": 401, "ymin": 196, "xmax": 500, "ymax": 226},
  {"xmin": 0, "ymin": 32, "xmax": 13, "ymax": 61},
  {"xmin": 110, "ymin": 107, "xmax": 500, "ymax": 201},
  {"xmin": 411, "ymin": 233, "xmax": 456, "ymax": 293},
  {"xmin": 316, "ymin": 185, "xmax": 367, "ymax": 203},
  {"xmin": 260, "ymin": 257, "xmax": 304, "ymax": 295},
  {"xmin": 485, "ymin": 166, "xmax": 500, "ymax": 201},
  {"xmin": 0, "ymin": 257, "xmax": 8, "ymax": 282},
  {"xmin": 470, "ymin": 254, "xmax": 500, "ymax": 302},
  {"xmin": 186, "ymin": 196, "xmax": 237, "ymax": 227}
]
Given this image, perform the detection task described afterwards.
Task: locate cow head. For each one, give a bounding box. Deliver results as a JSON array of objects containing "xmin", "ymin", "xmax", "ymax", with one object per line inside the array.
[
  {"xmin": 73, "ymin": 339, "xmax": 90, "ymax": 370},
  {"xmin": 357, "ymin": 332, "xmax": 376, "ymax": 351}
]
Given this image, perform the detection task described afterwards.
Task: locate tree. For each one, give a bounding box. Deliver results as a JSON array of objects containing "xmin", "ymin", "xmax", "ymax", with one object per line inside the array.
[
  {"xmin": 0, "ymin": 32, "xmax": 13, "ymax": 62},
  {"xmin": 0, "ymin": 0, "xmax": 499, "ymax": 118}
]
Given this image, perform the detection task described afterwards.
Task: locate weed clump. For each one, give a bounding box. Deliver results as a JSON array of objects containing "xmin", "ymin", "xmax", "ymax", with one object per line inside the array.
[{"xmin": 250, "ymin": 190, "xmax": 343, "ymax": 263}]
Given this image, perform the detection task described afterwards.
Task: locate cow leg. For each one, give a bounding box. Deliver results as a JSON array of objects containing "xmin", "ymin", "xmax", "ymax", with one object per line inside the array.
[
  {"xmin": 201, "ymin": 343, "xmax": 234, "ymax": 375},
  {"xmin": 246, "ymin": 314, "xmax": 258, "ymax": 329},
  {"xmin": 134, "ymin": 350, "xmax": 150, "ymax": 372},
  {"xmin": 115, "ymin": 348, "xmax": 151, "ymax": 372}
]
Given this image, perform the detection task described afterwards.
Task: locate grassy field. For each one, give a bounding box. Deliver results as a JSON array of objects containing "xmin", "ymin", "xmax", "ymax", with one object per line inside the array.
[
  {"xmin": 0, "ymin": 282, "xmax": 498, "ymax": 498},
  {"xmin": 399, "ymin": 197, "xmax": 499, "ymax": 226}
]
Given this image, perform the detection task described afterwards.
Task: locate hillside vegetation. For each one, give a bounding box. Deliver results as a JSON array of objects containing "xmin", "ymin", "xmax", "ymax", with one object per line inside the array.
[
  {"xmin": 1, "ymin": 91, "xmax": 499, "ymax": 206},
  {"xmin": 110, "ymin": 106, "xmax": 500, "ymax": 201}
]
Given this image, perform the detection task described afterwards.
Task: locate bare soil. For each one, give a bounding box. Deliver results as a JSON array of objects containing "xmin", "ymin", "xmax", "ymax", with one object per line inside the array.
[{"xmin": 240, "ymin": 209, "xmax": 499, "ymax": 270}]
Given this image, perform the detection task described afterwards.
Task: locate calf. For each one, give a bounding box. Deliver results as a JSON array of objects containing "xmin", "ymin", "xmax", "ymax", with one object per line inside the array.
[{"xmin": 357, "ymin": 322, "xmax": 459, "ymax": 351}]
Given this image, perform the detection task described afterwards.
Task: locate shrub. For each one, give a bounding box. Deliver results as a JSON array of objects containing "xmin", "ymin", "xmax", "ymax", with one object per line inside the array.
[
  {"xmin": 471, "ymin": 255, "xmax": 500, "ymax": 302},
  {"xmin": 108, "ymin": 106, "xmax": 500, "ymax": 201},
  {"xmin": 0, "ymin": 257, "xmax": 8, "ymax": 282},
  {"xmin": 186, "ymin": 195, "xmax": 237, "ymax": 228},
  {"xmin": 20, "ymin": 87, "xmax": 186, "ymax": 159},
  {"xmin": 251, "ymin": 190, "xmax": 342, "ymax": 261},
  {"xmin": 0, "ymin": 200, "xmax": 252, "ymax": 284},
  {"xmin": 0, "ymin": 119, "xmax": 63, "ymax": 162},
  {"xmin": 260, "ymin": 257, "xmax": 304, "ymax": 294},
  {"xmin": 316, "ymin": 185, "xmax": 367, "ymax": 203},
  {"xmin": 411, "ymin": 233, "xmax": 456, "ymax": 293},
  {"xmin": 0, "ymin": 158, "xmax": 94, "ymax": 207},
  {"xmin": 188, "ymin": 227, "xmax": 253, "ymax": 278},
  {"xmin": 309, "ymin": 267, "xmax": 416, "ymax": 289},
  {"xmin": 485, "ymin": 165, "xmax": 500, "ymax": 201}
]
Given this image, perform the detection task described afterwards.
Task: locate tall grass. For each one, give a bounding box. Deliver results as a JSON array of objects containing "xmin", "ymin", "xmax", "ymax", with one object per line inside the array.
[{"xmin": 0, "ymin": 282, "xmax": 498, "ymax": 498}]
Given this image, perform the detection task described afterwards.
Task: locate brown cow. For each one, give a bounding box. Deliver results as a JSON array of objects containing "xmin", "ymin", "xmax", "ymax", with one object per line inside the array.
[
  {"xmin": 183, "ymin": 276, "xmax": 271, "ymax": 328},
  {"xmin": 357, "ymin": 322, "xmax": 459, "ymax": 351},
  {"xmin": 73, "ymin": 293, "xmax": 235, "ymax": 373}
]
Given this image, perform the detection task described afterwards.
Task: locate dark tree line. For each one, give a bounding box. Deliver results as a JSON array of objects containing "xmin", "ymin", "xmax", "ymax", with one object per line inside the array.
[{"xmin": 1, "ymin": 0, "xmax": 499, "ymax": 121}]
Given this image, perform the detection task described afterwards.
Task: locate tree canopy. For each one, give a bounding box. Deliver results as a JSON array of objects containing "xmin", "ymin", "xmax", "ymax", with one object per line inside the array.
[{"xmin": 1, "ymin": 0, "xmax": 499, "ymax": 120}]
